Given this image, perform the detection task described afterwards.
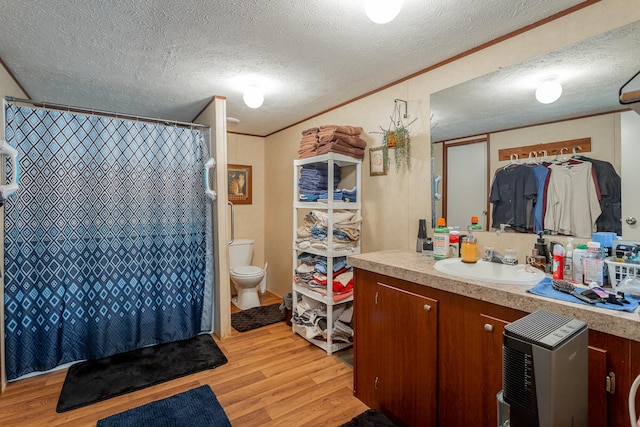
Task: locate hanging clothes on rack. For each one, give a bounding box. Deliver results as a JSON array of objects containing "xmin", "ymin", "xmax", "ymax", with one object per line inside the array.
[
  {"xmin": 489, "ymin": 159, "xmax": 537, "ymax": 231},
  {"xmin": 525, "ymin": 163, "xmax": 550, "ymax": 233},
  {"xmin": 574, "ymin": 155, "xmax": 622, "ymax": 235},
  {"xmin": 544, "ymin": 159, "xmax": 601, "ymax": 238}
]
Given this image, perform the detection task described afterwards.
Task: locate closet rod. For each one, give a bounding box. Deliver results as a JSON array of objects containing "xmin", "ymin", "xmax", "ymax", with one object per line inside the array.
[{"xmin": 4, "ymin": 96, "xmax": 210, "ymax": 129}]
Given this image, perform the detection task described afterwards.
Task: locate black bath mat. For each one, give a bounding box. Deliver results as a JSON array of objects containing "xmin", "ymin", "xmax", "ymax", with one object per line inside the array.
[
  {"xmin": 231, "ymin": 303, "xmax": 286, "ymax": 332},
  {"xmin": 340, "ymin": 409, "xmax": 398, "ymax": 426},
  {"xmin": 56, "ymin": 334, "xmax": 227, "ymax": 413}
]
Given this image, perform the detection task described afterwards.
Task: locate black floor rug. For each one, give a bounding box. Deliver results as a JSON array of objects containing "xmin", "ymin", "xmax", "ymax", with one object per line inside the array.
[
  {"xmin": 231, "ymin": 303, "xmax": 286, "ymax": 332},
  {"xmin": 340, "ymin": 409, "xmax": 398, "ymax": 426},
  {"xmin": 56, "ymin": 334, "xmax": 227, "ymax": 413},
  {"xmin": 97, "ymin": 385, "xmax": 231, "ymax": 427}
]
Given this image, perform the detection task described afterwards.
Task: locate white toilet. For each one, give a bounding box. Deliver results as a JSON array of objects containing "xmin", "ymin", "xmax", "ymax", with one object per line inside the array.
[{"xmin": 229, "ymin": 239, "xmax": 267, "ymax": 310}]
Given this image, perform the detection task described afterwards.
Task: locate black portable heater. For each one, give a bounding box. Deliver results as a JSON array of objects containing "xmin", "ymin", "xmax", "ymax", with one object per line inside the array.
[{"xmin": 502, "ymin": 310, "xmax": 588, "ymax": 427}]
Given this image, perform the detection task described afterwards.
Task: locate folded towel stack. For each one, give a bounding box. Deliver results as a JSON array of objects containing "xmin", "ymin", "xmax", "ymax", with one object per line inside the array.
[
  {"xmin": 299, "ymin": 163, "xmax": 341, "ymax": 201},
  {"xmin": 298, "ymin": 127, "xmax": 319, "ymax": 159},
  {"xmin": 298, "ymin": 124, "xmax": 366, "ymax": 160}
]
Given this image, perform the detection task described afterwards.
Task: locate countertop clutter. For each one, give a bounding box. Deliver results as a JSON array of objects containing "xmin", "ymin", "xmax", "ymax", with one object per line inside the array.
[{"xmin": 347, "ymin": 249, "xmax": 640, "ymax": 342}]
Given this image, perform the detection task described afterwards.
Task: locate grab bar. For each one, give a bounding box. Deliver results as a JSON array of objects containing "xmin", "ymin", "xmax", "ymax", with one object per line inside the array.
[
  {"xmin": 204, "ymin": 158, "xmax": 216, "ymax": 200},
  {"xmin": 228, "ymin": 201, "xmax": 234, "ymax": 244},
  {"xmin": 0, "ymin": 140, "xmax": 19, "ymax": 200},
  {"xmin": 433, "ymin": 175, "xmax": 442, "ymax": 200}
]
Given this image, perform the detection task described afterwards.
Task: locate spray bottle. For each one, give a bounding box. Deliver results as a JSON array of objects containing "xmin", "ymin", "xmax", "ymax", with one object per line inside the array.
[{"xmin": 552, "ymin": 244, "xmax": 565, "ymax": 280}]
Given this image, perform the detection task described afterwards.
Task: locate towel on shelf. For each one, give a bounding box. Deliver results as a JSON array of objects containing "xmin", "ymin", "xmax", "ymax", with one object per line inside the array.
[
  {"xmin": 341, "ymin": 186, "xmax": 357, "ymax": 202},
  {"xmin": 315, "ymin": 142, "xmax": 365, "ymax": 159},
  {"xmin": 319, "ymin": 125, "xmax": 363, "ymax": 135},
  {"xmin": 298, "ymin": 147, "xmax": 317, "ymax": 159},
  {"xmin": 318, "ymin": 132, "xmax": 367, "ymax": 148},
  {"xmin": 299, "ymin": 124, "xmax": 365, "ymax": 160},
  {"xmin": 299, "ymin": 164, "xmax": 342, "ymax": 199}
]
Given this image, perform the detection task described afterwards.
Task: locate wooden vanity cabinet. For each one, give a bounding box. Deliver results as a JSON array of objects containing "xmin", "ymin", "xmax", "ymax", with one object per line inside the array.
[
  {"xmin": 353, "ymin": 269, "xmax": 438, "ymax": 427},
  {"xmin": 354, "ymin": 268, "xmax": 638, "ymax": 427}
]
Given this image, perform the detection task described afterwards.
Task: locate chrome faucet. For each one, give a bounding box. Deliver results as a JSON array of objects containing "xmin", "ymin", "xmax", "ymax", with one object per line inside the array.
[
  {"xmin": 483, "ymin": 249, "xmax": 518, "ymax": 265},
  {"xmin": 489, "ymin": 250, "xmax": 506, "ymax": 264}
]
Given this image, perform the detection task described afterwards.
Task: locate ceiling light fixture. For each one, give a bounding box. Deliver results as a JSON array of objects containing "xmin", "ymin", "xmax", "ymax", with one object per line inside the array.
[
  {"xmin": 364, "ymin": 0, "xmax": 403, "ymax": 24},
  {"xmin": 535, "ymin": 81, "xmax": 563, "ymax": 104},
  {"xmin": 243, "ymin": 85, "xmax": 264, "ymax": 109}
]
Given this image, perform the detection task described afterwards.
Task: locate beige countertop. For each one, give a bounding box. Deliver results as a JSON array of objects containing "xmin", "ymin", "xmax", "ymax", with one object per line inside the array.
[{"xmin": 348, "ymin": 249, "xmax": 640, "ymax": 342}]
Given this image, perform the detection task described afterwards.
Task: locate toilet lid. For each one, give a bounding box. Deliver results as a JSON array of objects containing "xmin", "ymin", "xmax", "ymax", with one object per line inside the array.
[{"xmin": 232, "ymin": 266, "xmax": 263, "ymax": 276}]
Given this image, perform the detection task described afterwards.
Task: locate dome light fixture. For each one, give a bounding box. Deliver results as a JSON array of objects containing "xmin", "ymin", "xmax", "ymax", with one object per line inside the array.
[
  {"xmin": 364, "ymin": 0, "xmax": 403, "ymax": 24},
  {"xmin": 535, "ymin": 81, "xmax": 562, "ymax": 104},
  {"xmin": 243, "ymin": 85, "xmax": 264, "ymax": 109}
]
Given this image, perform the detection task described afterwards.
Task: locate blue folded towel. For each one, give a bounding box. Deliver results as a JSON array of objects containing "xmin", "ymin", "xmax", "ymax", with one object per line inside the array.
[{"xmin": 528, "ymin": 277, "xmax": 639, "ymax": 312}]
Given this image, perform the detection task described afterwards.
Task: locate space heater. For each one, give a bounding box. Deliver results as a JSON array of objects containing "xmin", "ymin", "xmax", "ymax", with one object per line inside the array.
[{"xmin": 502, "ymin": 310, "xmax": 588, "ymax": 427}]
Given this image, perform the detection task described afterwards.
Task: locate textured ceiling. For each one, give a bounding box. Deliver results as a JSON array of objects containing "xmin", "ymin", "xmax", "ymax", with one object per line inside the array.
[
  {"xmin": 0, "ymin": 0, "xmax": 588, "ymax": 136},
  {"xmin": 431, "ymin": 20, "xmax": 640, "ymax": 142}
]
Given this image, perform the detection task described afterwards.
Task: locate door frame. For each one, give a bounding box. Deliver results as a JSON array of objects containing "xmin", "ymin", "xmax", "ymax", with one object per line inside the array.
[{"xmin": 443, "ymin": 136, "xmax": 491, "ymax": 230}]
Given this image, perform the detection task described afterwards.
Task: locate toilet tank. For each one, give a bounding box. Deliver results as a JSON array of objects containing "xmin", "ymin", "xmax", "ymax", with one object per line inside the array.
[{"xmin": 229, "ymin": 239, "xmax": 254, "ymax": 269}]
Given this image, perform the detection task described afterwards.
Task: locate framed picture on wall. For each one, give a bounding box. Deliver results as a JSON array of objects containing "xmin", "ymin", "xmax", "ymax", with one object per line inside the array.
[
  {"xmin": 227, "ymin": 164, "xmax": 252, "ymax": 204},
  {"xmin": 369, "ymin": 146, "xmax": 387, "ymax": 176}
]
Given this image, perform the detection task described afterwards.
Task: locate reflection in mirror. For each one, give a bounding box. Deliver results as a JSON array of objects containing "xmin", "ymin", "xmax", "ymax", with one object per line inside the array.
[{"xmin": 430, "ymin": 20, "xmax": 640, "ymax": 239}]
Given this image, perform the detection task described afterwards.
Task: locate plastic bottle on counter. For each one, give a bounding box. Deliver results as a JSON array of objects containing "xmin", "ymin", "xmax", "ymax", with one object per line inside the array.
[
  {"xmin": 552, "ymin": 244, "xmax": 565, "ymax": 280},
  {"xmin": 572, "ymin": 243, "xmax": 588, "ymax": 284},
  {"xmin": 433, "ymin": 218, "xmax": 450, "ymax": 260},
  {"xmin": 469, "ymin": 216, "xmax": 483, "ymax": 231},
  {"xmin": 583, "ymin": 241, "xmax": 604, "ymax": 287},
  {"xmin": 564, "ymin": 238, "xmax": 574, "ymax": 281},
  {"xmin": 449, "ymin": 228, "xmax": 460, "ymax": 258}
]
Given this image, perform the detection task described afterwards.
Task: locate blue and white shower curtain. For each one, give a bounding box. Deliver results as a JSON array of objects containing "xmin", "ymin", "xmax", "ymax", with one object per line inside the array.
[{"xmin": 3, "ymin": 104, "xmax": 214, "ymax": 380}]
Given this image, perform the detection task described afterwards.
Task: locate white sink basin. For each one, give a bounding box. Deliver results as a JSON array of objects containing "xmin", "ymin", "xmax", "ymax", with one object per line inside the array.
[{"xmin": 434, "ymin": 258, "xmax": 545, "ymax": 286}]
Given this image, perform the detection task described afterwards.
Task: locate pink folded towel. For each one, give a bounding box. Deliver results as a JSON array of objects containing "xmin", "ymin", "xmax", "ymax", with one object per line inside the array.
[
  {"xmin": 318, "ymin": 132, "xmax": 366, "ymax": 149},
  {"xmin": 319, "ymin": 125, "xmax": 363, "ymax": 136},
  {"xmin": 315, "ymin": 141, "xmax": 364, "ymax": 159}
]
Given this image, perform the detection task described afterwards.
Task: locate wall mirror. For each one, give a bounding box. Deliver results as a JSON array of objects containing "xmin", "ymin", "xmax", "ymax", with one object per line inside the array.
[{"xmin": 430, "ymin": 20, "xmax": 640, "ymax": 239}]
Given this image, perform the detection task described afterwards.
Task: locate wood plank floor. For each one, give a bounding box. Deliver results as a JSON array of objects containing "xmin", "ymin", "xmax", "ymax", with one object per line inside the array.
[{"xmin": 0, "ymin": 292, "xmax": 367, "ymax": 426}]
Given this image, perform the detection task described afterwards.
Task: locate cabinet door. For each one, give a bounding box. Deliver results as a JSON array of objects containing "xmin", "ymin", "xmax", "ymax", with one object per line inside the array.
[
  {"xmin": 589, "ymin": 329, "xmax": 631, "ymax": 427},
  {"xmin": 438, "ymin": 296, "xmax": 525, "ymax": 427},
  {"xmin": 353, "ymin": 271, "xmax": 382, "ymax": 407},
  {"xmin": 354, "ymin": 271, "xmax": 438, "ymax": 426},
  {"xmin": 441, "ymin": 311, "xmax": 510, "ymax": 427},
  {"xmin": 588, "ymin": 346, "xmax": 608, "ymax": 427},
  {"xmin": 478, "ymin": 314, "xmax": 510, "ymax": 427},
  {"xmin": 376, "ymin": 281, "xmax": 438, "ymax": 427}
]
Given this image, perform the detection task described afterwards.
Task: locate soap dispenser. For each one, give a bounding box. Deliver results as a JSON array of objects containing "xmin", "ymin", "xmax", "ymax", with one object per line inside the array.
[
  {"xmin": 416, "ymin": 219, "xmax": 427, "ymax": 253},
  {"xmin": 461, "ymin": 226, "xmax": 478, "ymax": 263},
  {"xmin": 534, "ymin": 231, "xmax": 549, "ymax": 265}
]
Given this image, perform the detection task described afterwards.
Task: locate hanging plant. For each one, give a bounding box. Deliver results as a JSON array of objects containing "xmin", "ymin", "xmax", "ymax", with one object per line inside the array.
[
  {"xmin": 376, "ymin": 100, "xmax": 416, "ymax": 172},
  {"xmin": 382, "ymin": 125, "xmax": 411, "ymax": 171}
]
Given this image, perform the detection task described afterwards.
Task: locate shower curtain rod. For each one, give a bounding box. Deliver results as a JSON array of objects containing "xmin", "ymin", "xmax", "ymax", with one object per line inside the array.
[{"xmin": 4, "ymin": 96, "xmax": 210, "ymax": 129}]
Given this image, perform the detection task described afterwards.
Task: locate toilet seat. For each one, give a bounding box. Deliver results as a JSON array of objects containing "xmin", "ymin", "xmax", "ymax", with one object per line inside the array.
[{"xmin": 231, "ymin": 266, "xmax": 263, "ymax": 276}]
